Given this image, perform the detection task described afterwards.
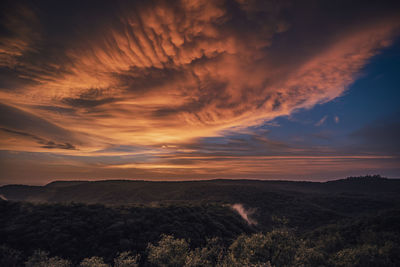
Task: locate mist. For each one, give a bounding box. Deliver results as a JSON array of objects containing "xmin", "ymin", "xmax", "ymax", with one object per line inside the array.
[{"xmin": 231, "ymin": 203, "xmax": 257, "ymax": 225}]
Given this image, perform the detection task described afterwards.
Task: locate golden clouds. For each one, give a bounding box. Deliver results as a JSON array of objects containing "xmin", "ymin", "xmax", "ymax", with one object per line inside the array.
[{"xmin": 0, "ymin": 0, "xmax": 399, "ymax": 180}]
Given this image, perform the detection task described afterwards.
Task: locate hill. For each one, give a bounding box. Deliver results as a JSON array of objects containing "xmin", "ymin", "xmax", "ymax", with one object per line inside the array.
[
  {"xmin": 2, "ymin": 175, "xmax": 399, "ymax": 204},
  {"xmin": 1, "ymin": 176, "xmax": 400, "ymax": 231},
  {"xmin": 1, "ymin": 176, "xmax": 400, "ymax": 266}
]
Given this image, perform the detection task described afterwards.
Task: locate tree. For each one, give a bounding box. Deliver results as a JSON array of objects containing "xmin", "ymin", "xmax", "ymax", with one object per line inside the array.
[
  {"xmin": 79, "ymin": 256, "xmax": 110, "ymax": 267},
  {"xmin": 147, "ymin": 234, "xmax": 190, "ymax": 267},
  {"xmin": 114, "ymin": 252, "xmax": 140, "ymax": 267},
  {"xmin": 293, "ymin": 242, "xmax": 325, "ymax": 267},
  {"xmin": 227, "ymin": 230, "xmax": 298, "ymax": 267},
  {"xmin": 332, "ymin": 244, "xmax": 398, "ymax": 267},
  {"xmin": 25, "ymin": 250, "xmax": 71, "ymax": 267},
  {"xmin": 185, "ymin": 237, "xmax": 225, "ymax": 267}
]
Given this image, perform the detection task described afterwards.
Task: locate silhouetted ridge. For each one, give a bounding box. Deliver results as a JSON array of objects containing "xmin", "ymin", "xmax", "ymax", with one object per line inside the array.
[
  {"xmin": 334, "ymin": 174, "xmax": 388, "ymax": 182},
  {"xmin": 2, "ymin": 176, "xmax": 400, "ymax": 205},
  {"xmin": 45, "ymin": 180, "xmax": 89, "ymax": 188}
]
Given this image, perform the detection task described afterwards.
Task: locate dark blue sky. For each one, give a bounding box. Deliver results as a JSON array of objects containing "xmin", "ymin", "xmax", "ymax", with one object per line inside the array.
[{"xmin": 265, "ymin": 37, "xmax": 400, "ymax": 154}]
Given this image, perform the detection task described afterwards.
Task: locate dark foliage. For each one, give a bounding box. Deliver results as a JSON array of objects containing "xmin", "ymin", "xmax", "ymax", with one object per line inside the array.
[
  {"xmin": 1, "ymin": 176, "xmax": 399, "ymax": 266},
  {"xmin": 2, "ymin": 176, "xmax": 400, "ymax": 233},
  {"xmin": 0, "ymin": 201, "xmax": 251, "ymax": 265}
]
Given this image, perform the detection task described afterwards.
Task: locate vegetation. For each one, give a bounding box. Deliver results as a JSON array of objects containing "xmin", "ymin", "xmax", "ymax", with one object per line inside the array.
[
  {"xmin": 0, "ymin": 201, "xmax": 251, "ymax": 265},
  {"xmin": 1, "ymin": 176, "xmax": 399, "ymax": 266},
  {"xmin": 2, "ymin": 210, "xmax": 400, "ymax": 267}
]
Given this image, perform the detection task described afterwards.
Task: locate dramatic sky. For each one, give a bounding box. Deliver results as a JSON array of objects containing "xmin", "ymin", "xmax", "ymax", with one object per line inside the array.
[{"xmin": 1, "ymin": 0, "xmax": 400, "ymax": 185}]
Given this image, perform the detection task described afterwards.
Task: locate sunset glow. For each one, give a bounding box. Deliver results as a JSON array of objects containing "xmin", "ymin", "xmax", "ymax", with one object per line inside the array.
[{"xmin": 1, "ymin": 0, "xmax": 400, "ymax": 184}]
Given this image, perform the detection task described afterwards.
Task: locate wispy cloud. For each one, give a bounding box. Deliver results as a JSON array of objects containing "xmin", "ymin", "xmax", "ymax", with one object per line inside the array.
[
  {"xmin": 315, "ymin": 116, "xmax": 328, "ymax": 126},
  {"xmin": 0, "ymin": 128, "xmax": 76, "ymax": 150}
]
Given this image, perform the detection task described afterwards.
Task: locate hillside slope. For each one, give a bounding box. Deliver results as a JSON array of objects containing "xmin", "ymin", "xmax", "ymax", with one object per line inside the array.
[{"xmin": 1, "ymin": 176, "xmax": 400, "ymax": 231}]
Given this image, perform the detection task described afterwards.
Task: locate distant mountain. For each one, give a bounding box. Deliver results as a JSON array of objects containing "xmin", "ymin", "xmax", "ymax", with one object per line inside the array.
[{"xmin": 1, "ymin": 176, "xmax": 399, "ymax": 204}]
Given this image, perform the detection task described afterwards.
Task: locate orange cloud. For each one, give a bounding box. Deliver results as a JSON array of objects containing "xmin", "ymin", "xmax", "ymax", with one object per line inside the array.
[{"xmin": 0, "ymin": 0, "xmax": 399, "ymax": 183}]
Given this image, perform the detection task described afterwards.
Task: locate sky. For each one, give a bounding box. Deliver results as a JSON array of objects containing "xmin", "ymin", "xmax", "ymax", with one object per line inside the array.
[{"xmin": 0, "ymin": 0, "xmax": 399, "ymax": 185}]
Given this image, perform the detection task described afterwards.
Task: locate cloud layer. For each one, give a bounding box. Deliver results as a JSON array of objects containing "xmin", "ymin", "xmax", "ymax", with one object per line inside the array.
[{"xmin": 1, "ymin": 0, "xmax": 400, "ymax": 182}]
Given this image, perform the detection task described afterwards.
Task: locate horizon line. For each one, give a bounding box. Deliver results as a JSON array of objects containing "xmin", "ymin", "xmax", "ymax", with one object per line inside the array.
[{"xmin": 1, "ymin": 174, "xmax": 398, "ymax": 187}]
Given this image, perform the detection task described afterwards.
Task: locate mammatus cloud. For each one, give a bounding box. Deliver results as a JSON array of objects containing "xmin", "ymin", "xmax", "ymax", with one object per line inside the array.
[{"xmin": 0, "ymin": 0, "xmax": 399, "ymax": 182}]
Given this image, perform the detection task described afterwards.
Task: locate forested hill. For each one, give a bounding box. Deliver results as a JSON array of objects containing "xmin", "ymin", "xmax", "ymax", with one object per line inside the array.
[
  {"xmin": 1, "ymin": 175, "xmax": 400, "ymax": 232},
  {"xmin": 1, "ymin": 175, "xmax": 399, "ymax": 205},
  {"xmin": 0, "ymin": 176, "xmax": 400, "ymax": 204},
  {"xmin": 1, "ymin": 176, "xmax": 400, "ymax": 266}
]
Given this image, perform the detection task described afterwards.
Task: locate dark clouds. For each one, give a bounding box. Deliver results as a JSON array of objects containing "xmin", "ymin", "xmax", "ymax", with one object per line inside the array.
[
  {"xmin": 0, "ymin": 103, "xmax": 72, "ymax": 138},
  {"xmin": 0, "ymin": 103, "xmax": 82, "ymax": 152},
  {"xmin": 0, "ymin": 128, "xmax": 76, "ymax": 150},
  {"xmin": 62, "ymin": 97, "xmax": 117, "ymax": 108}
]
